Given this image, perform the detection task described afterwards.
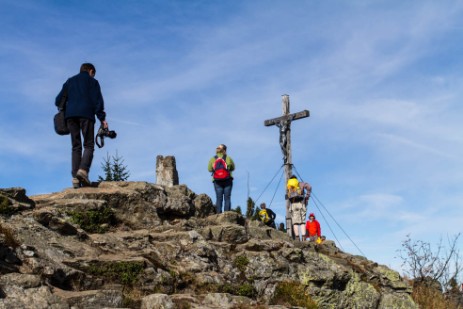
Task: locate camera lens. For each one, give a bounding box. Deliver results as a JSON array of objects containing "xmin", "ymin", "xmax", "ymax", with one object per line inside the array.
[{"xmin": 108, "ymin": 131, "xmax": 117, "ymax": 139}]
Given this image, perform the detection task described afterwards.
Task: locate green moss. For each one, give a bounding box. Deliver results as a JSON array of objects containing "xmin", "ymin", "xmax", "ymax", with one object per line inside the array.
[
  {"xmin": 0, "ymin": 195, "xmax": 14, "ymax": 215},
  {"xmin": 377, "ymin": 265, "xmax": 400, "ymax": 281},
  {"xmin": 234, "ymin": 255, "xmax": 250, "ymax": 272},
  {"xmin": 68, "ymin": 206, "xmax": 115, "ymax": 233},
  {"xmin": 237, "ymin": 283, "xmax": 256, "ymax": 298},
  {"xmin": 219, "ymin": 282, "xmax": 256, "ymax": 298},
  {"xmin": 87, "ymin": 261, "xmax": 144, "ymax": 286},
  {"xmin": 271, "ymin": 281, "xmax": 318, "ymax": 309},
  {"xmin": 220, "ymin": 283, "xmax": 236, "ymax": 294},
  {"xmin": 317, "ymin": 252, "xmax": 334, "ymax": 264}
]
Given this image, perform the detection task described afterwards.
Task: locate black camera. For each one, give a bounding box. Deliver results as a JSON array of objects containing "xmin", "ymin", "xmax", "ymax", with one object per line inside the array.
[
  {"xmin": 96, "ymin": 126, "xmax": 117, "ymax": 148},
  {"xmin": 98, "ymin": 127, "xmax": 117, "ymax": 139}
]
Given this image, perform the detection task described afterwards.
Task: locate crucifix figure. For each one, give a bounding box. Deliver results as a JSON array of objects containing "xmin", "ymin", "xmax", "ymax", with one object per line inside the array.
[
  {"xmin": 264, "ymin": 94, "xmax": 310, "ymax": 236},
  {"xmin": 275, "ymin": 114, "xmax": 295, "ymax": 164}
]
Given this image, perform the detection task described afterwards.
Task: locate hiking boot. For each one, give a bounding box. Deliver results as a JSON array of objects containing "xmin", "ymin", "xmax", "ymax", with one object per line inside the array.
[
  {"xmin": 76, "ymin": 169, "xmax": 91, "ymax": 186},
  {"xmin": 72, "ymin": 178, "xmax": 80, "ymax": 189}
]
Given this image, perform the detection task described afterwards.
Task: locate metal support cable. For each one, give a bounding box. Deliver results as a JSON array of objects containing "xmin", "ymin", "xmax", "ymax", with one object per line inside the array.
[
  {"xmin": 268, "ymin": 168, "xmax": 285, "ymax": 208},
  {"xmin": 254, "ymin": 165, "xmax": 284, "ymax": 205},
  {"xmin": 254, "ymin": 161, "xmax": 367, "ymax": 258},
  {"xmin": 311, "ymin": 197, "xmax": 345, "ymax": 252},
  {"xmin": 312, "ymin": 192, "xmax": 366, "ymax": 257},
  {"xmin": 292, "ymin": 163, "xmax": 366, "ymax": 257}
]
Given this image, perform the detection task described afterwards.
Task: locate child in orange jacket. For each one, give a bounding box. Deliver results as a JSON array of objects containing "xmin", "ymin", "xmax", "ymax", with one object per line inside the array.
[{"xmin": 305, "ymin": 213, "xmax": 321, "ymax": 241}]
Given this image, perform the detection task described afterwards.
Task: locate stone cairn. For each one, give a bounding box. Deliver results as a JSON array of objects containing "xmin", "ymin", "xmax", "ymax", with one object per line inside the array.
[{"xmin": 155, "ymin": 155, "xmax": 179, "ymax": 187}]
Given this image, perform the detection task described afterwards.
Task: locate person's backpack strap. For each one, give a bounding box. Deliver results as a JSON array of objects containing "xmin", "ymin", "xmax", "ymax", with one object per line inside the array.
[
  {"xmin": 211, "ymin": 155, "xmax": 218, "ymax": 173},
  {"xmin": 213, "ymin": 155, "xmax": 228, "ymax": 169}
]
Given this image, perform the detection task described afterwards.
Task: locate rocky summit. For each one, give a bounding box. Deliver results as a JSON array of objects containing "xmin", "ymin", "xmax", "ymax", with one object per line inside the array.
[{"xmin": 0, "ymin": 182, "xmax": 417, "ymax": 309}]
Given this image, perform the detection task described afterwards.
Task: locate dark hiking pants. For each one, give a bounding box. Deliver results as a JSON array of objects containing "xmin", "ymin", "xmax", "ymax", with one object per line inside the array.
[
  {"xmin": 67, "ymin": 118, "xmax": 95, "ymax": 178},
  {"xmin": 213, "ymin": 179, "xmax": 233, "ymax": 213}
]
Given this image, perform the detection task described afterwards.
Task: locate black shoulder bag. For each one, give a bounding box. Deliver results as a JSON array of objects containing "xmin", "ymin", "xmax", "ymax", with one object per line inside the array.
[{"xmin": 54, "ymin": 85, "xmax": 70, "ymax": 135}]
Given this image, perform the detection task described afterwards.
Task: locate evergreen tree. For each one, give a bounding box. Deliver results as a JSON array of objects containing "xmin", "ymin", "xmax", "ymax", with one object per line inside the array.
[
  {"xmin": 111, "ymin": 151, "xmax": 130, "ymax": 181},
  {"xmin": 252, "ymin": 204, "xmax": 261, "ymax": 221},
  {"xmin": 99, "ymin": 153, "xmax": 114, "ymax": 181},
  {"xmin": 234, "ymin": 206, "xmax": 242, "ymax": 215},
  {"xmin": 246, "ymin": 197, "xmax": 255, "ymax": 219},
  {"xmin": 98, "ymin": 151, "xmax": 130, "ymax": 182}
]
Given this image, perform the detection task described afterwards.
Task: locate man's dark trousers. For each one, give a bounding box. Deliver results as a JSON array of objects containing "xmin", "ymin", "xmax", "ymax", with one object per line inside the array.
[{"xmin": 67, "ymin": 118, "xmax": 95, "ymax": 177}]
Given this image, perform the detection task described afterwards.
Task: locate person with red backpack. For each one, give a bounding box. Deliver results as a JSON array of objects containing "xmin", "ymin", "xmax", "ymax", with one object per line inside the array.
[{"xmin": 208, "ymin": 144, "xmax": 235, "ymax": 213}]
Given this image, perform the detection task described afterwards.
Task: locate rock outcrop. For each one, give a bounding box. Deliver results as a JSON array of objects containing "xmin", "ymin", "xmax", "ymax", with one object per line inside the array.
[{"xmin": 0, "ymin": 183, "xmax": 417, "ymax": 308}]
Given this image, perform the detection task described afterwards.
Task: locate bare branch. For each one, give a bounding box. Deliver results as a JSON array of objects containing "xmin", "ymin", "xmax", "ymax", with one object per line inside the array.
[{"xmin": 397, "ymin": 233, "xmax": 462, "ymax": 292}]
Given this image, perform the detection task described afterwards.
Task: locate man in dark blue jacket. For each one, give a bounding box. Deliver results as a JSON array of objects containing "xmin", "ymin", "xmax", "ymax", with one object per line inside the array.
[{"xmin": 55, "ymin": 63, "xmax": 108, "ymax": 188}]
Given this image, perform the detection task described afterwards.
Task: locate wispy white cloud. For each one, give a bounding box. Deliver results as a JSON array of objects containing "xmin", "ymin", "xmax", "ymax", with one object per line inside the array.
[{"xmin": 376, "ymin": 133, "xmax": 457, "ymax": 159}]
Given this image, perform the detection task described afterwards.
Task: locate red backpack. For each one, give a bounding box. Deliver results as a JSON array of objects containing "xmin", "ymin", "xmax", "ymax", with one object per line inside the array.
[{"xmin": 212, "ymin": 155, "xmax": 230, "ymax": 180}]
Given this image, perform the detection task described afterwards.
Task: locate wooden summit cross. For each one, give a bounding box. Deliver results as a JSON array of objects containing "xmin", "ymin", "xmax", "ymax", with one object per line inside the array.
[{"xmin": 264, "ymin": 94, "xmax": 310, "ymax": 236}]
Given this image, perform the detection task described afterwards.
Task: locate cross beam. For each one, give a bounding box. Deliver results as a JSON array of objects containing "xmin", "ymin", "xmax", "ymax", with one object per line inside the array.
[
  {"xmin": 264, "ymin": 94, "xmax": 310, "ymax": 237},
  {"xmin": 264, "ymin": 110, "xmax": 309, "ymax": 127}
]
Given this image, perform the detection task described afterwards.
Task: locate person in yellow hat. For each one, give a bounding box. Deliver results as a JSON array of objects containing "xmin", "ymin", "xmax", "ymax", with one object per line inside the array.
[{"xmin": 286, "ymin": 175, "xmax": 312, "ymax": 241}]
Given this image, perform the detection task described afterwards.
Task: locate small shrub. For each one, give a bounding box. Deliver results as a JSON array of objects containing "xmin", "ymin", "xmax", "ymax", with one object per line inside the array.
[
  {"xmin": 88, "ymin": 261, "xmax": 144, "ymax": 286},
  {"xmin": 193, "ymin": 280, "xmax": 222, "ymax": 294},
  {"xmin": 398, "ymin": 234, "xmax": 462, "ymax": 292},
  {"xmin": 412, "ymin": 283, "xmax": 460, "ymax": 309},
  {"xmin": 234, "ymin": 255, "xmax": 249, "ymax": 273},
  {"xmin": 221, "ymin": 283, "xmax": 236, "ymax": 294},
  {"xmin": 122, "ymin": 287, "xmax": 143, "ymax": 308},
  {"xmin": 271, "ymin": 281, "xmax": 318, "ymax": 309},
  {"xmin": 0, "ymin": 195, "xmax": 14, "ymax": 215},
  {"xmin": 219, "ymin": 282, "xmax": 256, "ymax": 298},
  {"xmin": 0, "ymin": 222, "xmax": 20, "ymax": 248},
  {"xmin": 237, "ymin": 283, "xmax": 256, "ymax": 298}
]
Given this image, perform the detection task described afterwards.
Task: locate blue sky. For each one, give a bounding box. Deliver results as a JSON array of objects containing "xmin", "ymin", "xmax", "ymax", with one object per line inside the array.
[{"xmin": 1, "ymin": 0, "xmax": 462, "ymax": 274}]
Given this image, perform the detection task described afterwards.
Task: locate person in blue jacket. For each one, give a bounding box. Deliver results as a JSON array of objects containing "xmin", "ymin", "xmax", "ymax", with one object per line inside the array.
[{"xmin": 55, "ymin": 63, "xmax": 108, "ymax": 188}]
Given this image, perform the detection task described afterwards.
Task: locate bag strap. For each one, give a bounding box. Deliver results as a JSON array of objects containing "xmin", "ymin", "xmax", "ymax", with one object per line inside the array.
[{"xmin": 213, "ymin": 155, "xmax": 227, "ymax": 166}]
